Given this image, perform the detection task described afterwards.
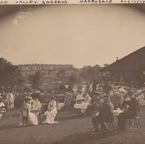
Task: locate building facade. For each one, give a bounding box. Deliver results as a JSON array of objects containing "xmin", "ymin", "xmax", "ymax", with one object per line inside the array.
[{"xmin": 19, "ymin": 64, "xmax": 74, "ymax": 71}]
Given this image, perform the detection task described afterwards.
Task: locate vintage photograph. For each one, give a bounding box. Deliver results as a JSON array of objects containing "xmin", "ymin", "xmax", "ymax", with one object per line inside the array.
[{"xmin": 0, "ymin": 4, "xmax": 145, "ymax": 144}]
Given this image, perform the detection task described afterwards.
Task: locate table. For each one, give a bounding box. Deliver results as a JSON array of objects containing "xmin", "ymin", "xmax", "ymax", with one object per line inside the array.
[
  {"xmin": 74, "ymin": 103, "xmax": 88, "ymax": 109},
  {"xmin": 113, "ymin": 109, "xmax": 123, "ymax": 116}
]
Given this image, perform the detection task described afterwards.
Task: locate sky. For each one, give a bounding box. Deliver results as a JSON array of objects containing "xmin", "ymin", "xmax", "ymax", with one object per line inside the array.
[{"xmin": 0, "ymin": 5, "xmax": 145, "ymax": 68}]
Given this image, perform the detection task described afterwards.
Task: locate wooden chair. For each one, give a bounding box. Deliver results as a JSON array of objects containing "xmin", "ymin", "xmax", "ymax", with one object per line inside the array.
[
  {"xmin": 125, "ymin": 107, "xmax": 142, "ymax": 131},
  {"xmin": 20, "ymin": 108, "xmax": 29, "ymax": 126},
  {"xmin": 89, "ymin": 121, "xmax": 114, "ymax": 133},
  {"xmin": 125, "ymin": 116, "xmax": 142, "ymax": 131},
  {"xmin": 0, "ymin": 107, "xmax": 6, "ymax": 118},
  {"xmin": 103, "ymin": 121, "xmax": 114, "ymax": 131}
]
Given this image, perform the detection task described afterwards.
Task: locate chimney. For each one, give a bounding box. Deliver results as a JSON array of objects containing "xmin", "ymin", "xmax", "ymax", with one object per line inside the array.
[{"xmin": 116, "ymin": 57, "xmax": 118, "ymax": 61}]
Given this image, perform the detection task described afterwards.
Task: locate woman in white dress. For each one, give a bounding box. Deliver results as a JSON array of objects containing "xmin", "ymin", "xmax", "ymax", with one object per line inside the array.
[
  {"xmin": 42, "ymin": 97, "xmax": 58, "ymax": 124},
  {"xmin": 81, "ymin": 93, "xmax": 92, "ymax": 114},
  {"xmin": 136, "ymin": 93, "xmax": 145, "ymax": 106},
  {"xmin": 19, "ymin": 96, "xmax": 38, "ymax": 126}
]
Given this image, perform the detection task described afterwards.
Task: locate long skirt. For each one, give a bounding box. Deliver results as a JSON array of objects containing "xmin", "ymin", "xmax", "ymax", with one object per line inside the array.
[
  {"xmin": 28, "ymin": 112, "xmax": 38, "ymax": 125},
  {"xmin": 137, "ymin": 98, "xmax": 145, "ymax": 106},
  {"xmin": 43, "ymin": 110, "xmax": 57, "ymax": 124},
  {"xmin": 19, "ymin": 112, "xmax": 38, "ymax": 126}
]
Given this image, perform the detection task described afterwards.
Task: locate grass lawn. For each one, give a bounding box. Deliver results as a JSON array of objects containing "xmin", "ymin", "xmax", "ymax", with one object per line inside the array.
[{"xmin": 0, "ymin": 107, "xmax": 145, "ymax": 144}]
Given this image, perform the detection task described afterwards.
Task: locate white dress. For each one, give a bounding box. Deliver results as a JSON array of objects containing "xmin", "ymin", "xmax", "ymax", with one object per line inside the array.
[
  {"xmin": 137, "ymin": 94, "xmax": 145, "ymax": 106},
  {"xmin": 81, "ymin": 94, "xmax": 92, "ymax": 113},
  {"xmin": 0, "ymin": 102, "xmax": 5, "ymax": 118},
  {"xmin": 43, "ymin": 100, "xmax": 57, "ymax": 124},
  {"xmin": 20, "ymin": 102, "xmax": 38, "ymax": 126}
]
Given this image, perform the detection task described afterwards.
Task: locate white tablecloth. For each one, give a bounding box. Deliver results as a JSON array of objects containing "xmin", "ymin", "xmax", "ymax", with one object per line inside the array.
[
  {"xmin": 113, "ymin": 109, "xmax": 123, "ymax": 116},
  {"xmin": 74, "ymin": 103, "xmax": 88, "ymax": 109}
]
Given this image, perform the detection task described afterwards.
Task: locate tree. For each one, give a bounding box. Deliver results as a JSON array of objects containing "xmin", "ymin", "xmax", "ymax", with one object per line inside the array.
[
  {"xmin": 28, "ymin": 71, "xmax": 43, "ymax": 90},
  {"xmin": 80, "ymin": 65, "xmax": 102, "ymax": 82},
  {"xmin": 0, "ymin": 57, "xmax": 24, "ymax": 92},
  {"xmin": 68, "ymin": 74, "xmax": 76, "ymax": 86},
  {"xmin": 57, "ymin": 69, "xmax": 66, "ymax": 79}
]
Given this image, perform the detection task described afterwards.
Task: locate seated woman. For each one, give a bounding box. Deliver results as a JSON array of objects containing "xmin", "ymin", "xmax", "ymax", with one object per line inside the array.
[
  {"xmin": 136, "ymin": 92, "xmax": 145, "ymax": 106},
  {"xmin": 31, "ymin": 93, "xmax": 42, "ymax": 117},
  {"xmin": 0, "ymin": 96, "xmax": 6, "ymax": 119},
  {"xmin": 19, "ymin": 96, "xmax": 38, "ymax": 126},
  {"xmin": 76, "ymin": 91, "xmax": 83, "ymax": 99},
  {"xmin": 81, "ymin": 93, "xmax": 92, "ymax": 114},
  {"xmin": 42, "ymin": 96, "xmax": 58, "ymax": 124}
]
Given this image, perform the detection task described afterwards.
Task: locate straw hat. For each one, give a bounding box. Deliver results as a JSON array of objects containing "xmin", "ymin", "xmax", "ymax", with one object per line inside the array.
[{"xmin": 25, "ymin": 96, "xmax": 32, "ymax": 100}]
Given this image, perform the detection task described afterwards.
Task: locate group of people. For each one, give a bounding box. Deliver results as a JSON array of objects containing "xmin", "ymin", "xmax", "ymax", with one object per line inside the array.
[
  {"xmin": 0, "ymin": 92, "xmax": 15, "ymax": 119},
  {"xmin": 0, "ymin": 79, "xmax": 143, "ymax": 133},
  {"xmin": 89, "ymin": 90, "xmax": 140, "ymax": 132},
  {"xmin": 70, "ymin": 80, "xmax": 142, "ymax": 132},
  {"xmin": 0, "ymin": 92, "xmax": 15, "ymax": 109},
  {"xmin": 19, "ymin": 94, "xmax": 58, "ymax": 126}
]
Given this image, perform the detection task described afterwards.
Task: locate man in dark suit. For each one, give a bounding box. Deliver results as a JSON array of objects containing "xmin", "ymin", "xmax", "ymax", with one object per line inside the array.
[
  {"xmin": 91, "ymin": 95, "xmax": 114, "ymax": 132},
  {"xmin": 118, "ymin": 93, "xmax": 140, "ymax": 130},
  {"xmin": 86, "ymin": 92, "xmax": 100, "ymax": 116}
]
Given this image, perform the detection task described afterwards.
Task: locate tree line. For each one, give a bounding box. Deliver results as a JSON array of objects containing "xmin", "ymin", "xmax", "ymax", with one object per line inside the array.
[{"xmin": 0, "ymin": 58, "xmax": 102, "ymax": 93}]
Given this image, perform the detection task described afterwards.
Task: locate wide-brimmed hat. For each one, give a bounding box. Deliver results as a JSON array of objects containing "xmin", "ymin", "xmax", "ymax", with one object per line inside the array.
[
  {"xmin": 92, "ymin": 91, "xmax": 99, "ymax": 95},
  {"xmin": 25, "ymin": 96, "xmax": 32, "ymax": 100},
  {"xmin": 31, "ymin": 93, "xmax": 41, "ymax": 99},
  {"xmin": 102, "ymin": 95, "xmax": 109, "ymax": 99}
]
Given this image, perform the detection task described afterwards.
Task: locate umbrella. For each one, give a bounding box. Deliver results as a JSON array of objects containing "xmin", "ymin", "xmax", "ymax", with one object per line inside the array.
[
  {"xmin": 14, "ymin": 95, "xmax": 26, "ymax": 109},
  {"xmin": 118, "ymin": 88, "xmax": 128, "ymax": 93}
]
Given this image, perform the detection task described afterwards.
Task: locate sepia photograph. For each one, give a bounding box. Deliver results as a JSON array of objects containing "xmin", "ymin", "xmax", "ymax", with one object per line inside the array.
[{"xmin": 0, "ymin": 4, "xmax": 145, "ymax": 144}]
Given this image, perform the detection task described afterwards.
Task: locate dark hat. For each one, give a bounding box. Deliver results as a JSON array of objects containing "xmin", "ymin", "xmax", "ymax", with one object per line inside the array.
[{"xmin": 31, "ymin": 93, "xmax": 40, "ymax": 98}]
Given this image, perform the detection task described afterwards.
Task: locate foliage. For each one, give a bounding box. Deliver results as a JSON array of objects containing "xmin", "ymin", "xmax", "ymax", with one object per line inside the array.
[
  {"xmin": 0, "ymin": 57, "xmax": 24, "ymax": 92},
  {"xmin": 24, "ymin": 86, "xmax": 32, "ymax": 92},
  {"xmin": 57, "ymin": 69, "xmax": 66, "ymax": 79},
  {"xmin": 80, "ymin": 65, "xmax": 102, "ymax": 82},
  {"xmin": 28, "ymin": 71, "xmax": 43, "ymax": 90},
  {"xmin": 68, "ymin": 74, "xmax": 76, "ymax": 86}
]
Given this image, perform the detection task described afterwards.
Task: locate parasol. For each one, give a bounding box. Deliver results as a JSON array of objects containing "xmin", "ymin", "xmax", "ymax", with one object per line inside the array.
[
  {"xmin": 118, "ymin": 88, "xmax": 128, "ymax": 93},
  {"xmin": 14, "ymin": 95, "xmax": 26, "ymax": 109}
]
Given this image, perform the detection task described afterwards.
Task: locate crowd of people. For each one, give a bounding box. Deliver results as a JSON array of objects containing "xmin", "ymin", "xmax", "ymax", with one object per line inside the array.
[{"xmin": 0, "ymin": 80, "xmax": 144, "ymax": 132}]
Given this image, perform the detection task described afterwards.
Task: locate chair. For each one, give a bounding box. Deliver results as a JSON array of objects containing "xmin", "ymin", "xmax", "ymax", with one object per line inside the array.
[
  {"xmin": 125, "ymin": 116, "xmax": 142, "ymax": 131},
  {"xmin": 99, "ymin": 112, "xmax": 114, "ymax": 132},
  {"xmin": 89, "ymin": 120, "xmax": 114, "ymax": 133},
  {"xmin": 125, "ymin": 106, "xmax": 142, "ymax": 131},
  {"xmin": 103, "ymin": 121, "xmax": 114, "ymax": 131},
  {"xmin": 0, "ymin": 107, "xmax": 6, "ymax": 118},
  {"xmin": 20, "ymin": 108, "xmax": 29, "ymax": 126}
]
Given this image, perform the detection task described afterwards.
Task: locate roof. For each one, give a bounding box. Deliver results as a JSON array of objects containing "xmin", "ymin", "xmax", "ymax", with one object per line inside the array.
[{"xmin": 100, "ymin": 46, "xmax": 145, "ymax": 72}]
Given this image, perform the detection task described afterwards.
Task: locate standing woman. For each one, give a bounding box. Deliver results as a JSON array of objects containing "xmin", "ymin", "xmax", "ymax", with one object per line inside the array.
[{"xmin": 42, "ymin": 96, "xmax": 58, "ymax": 124}]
